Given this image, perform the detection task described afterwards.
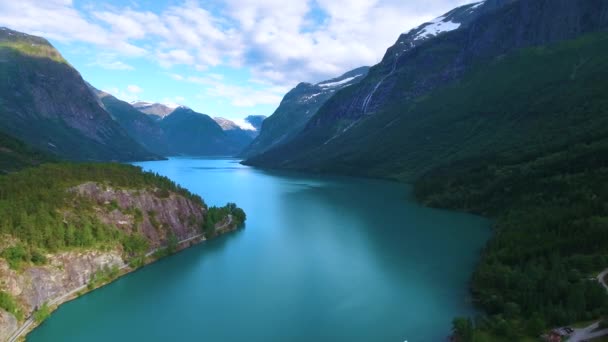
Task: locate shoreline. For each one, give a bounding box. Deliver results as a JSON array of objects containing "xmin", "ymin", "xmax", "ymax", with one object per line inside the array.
[{"xmin": 6, "ymin": 217, "xmax": 237, "ymax": 342}]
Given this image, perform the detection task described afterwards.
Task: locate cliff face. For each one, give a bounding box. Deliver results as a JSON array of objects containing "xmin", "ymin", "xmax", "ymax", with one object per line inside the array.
[
  {"xmin": 0, "ymin": 178, "xmax": 241, "ymax": 340},
  {"xmin": 0, "ymin": 309, "xmax": 17, "ymax": 341},
  {"xmin": 72, "ymin": 182, "xmax": 205, "ymax": 249},
  {"xmin": 0, "ymin": 251, "xmax": 124, "ymax": 313}
]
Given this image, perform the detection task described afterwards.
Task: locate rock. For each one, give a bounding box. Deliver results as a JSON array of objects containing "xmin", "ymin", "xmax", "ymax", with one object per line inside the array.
[{"xmin": 0, "ymin": 309, "xmax": 17, "ymax": 341}]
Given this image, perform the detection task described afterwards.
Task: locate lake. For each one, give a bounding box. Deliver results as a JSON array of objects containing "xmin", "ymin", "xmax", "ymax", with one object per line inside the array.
[{"xmin": 29, "ymin": 157, "xmax": 490, "ymax": 342}]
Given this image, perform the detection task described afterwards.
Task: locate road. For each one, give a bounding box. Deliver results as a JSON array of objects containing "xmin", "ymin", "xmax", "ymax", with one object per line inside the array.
[
  {"xmin": 568, "ymin": 321, "xmax": 608, "ymax": 342},
  {"xmin": 566, "ymin": 268, "xmax": 608, "ymax": 342}
]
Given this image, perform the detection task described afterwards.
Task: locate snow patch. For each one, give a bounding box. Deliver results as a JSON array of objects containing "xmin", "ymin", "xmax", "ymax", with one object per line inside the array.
[
  {"xmin": 302, "ymin": 93, "xmax": 322, "ymax": 102},
  {"xmin": 318, "ymin": 75, "xmax": 362, "ymax": 88},
  {"xmin": 414, "ymin": 18, "xmax": 461, "ymax": 41},
  {"xmin": 470, "ymin": 1, "xmax": 485, "ymax": 10}
]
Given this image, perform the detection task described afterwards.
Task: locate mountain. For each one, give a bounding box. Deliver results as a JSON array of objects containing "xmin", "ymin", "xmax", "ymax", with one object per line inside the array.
[
  {"xmin": 243, "ymin": 0, "xmax": 608, "ymax": 337},
  {"xmin": 132, "ymin": 101, "xmax": 177, "ymax": 120},
  {"xmin": 213, "ymin": 117, "xmax": 259, "ymax": 154},
  {"xmin": 244, "ymin": 0, "xmax": 608, "ymax": 177},
  {"xmin": 240, "ymin": 66, "xmax": 369, "ymax": 158},
  {"xmin": 160, "ymin": 107, "xmax": 242, "ymax": 156},
  {"xmin": 0, "ymin": 28, "xmax": 157, "ymax": 162},
  {"xmin": 91, "ymin": 89, "xmax": 169, "ymax": 156},
  {"xmin": 0, "ymin": 131, "xmax": 55, "ymax": 174}
]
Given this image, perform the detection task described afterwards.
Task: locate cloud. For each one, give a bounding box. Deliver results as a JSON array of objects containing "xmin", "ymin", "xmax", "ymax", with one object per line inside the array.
[
  {"xmin": 0, "ymin": 0, "xmax": 480, "ymax": 109},
  {"xmin": 88, "ymin": 53, "xmax": 134, "ymax": 70},
  {"xmin": 104, "ymin": 84, "xmax": 143, "ymax": 102},
  {"xmin": 127, "ymin": 84, "xmax": 143, "ymax": 93}
]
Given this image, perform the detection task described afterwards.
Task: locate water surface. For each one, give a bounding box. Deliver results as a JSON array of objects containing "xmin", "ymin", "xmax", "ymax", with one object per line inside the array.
[{"xmin": 29, "ymin": 157, "xmax": 490, "ymax": 341}]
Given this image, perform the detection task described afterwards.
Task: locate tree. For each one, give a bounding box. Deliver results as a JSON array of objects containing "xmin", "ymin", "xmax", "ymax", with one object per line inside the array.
[{"xmin": 453, "ymin": 317, "xmax": 474, "ymax": 342}]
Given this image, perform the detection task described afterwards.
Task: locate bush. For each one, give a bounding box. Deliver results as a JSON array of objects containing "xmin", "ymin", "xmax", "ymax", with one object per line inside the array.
[
  {"xmin": 0, "ymin": 291, "xmax": 23, "ymax": 320},
  {"xmin": 33, "ymin": 302, "xmax": 50, "ymax": 323},
  {"xmin": 1, "ymin": 245, "xmax": 29, "ymax": 269}
]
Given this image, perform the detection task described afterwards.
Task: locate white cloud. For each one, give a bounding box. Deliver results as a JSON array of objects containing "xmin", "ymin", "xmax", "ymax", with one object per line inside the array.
[
  {"xmin": 104, "ymin": 84, "xmax": 143, "ymax": 102},
  {"xmin": 0, "ymin": 0, "xmax": 480, "ymax": 109},
  {"xmin": 127, "ymin": 84, "xmax": 143, "ymax": 93}
]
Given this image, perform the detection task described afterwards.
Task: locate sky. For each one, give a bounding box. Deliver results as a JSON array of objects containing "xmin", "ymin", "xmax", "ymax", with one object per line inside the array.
[{"xmin": 0, "ymin": 0, "xmax": 478, "ymax": 121}]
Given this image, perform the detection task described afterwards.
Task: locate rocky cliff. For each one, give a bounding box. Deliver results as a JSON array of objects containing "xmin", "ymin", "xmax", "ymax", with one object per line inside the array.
[
  {"xmin": 71, "ymin": 182, "xmax": 205, "ymax": 249},
  {"xmin": 0, "ymin": 169, "xmax": 243, "ymax": 340}
]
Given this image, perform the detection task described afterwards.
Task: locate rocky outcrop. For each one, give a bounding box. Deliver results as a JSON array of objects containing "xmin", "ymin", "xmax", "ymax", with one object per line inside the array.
[
  {"xmin": 71, "ymin": 182, "xmax": 205, "ymax": 249},
  {"xmin": 0, "ymin": 309, "xmax": 17, "ymax": 341},
  {"xmin": 0, "ymin": 180, "xmax": 242, "ymax": 340},
  {"xmin": 0, "ymin": 251, "xmax": 124, "ymax": 315}
]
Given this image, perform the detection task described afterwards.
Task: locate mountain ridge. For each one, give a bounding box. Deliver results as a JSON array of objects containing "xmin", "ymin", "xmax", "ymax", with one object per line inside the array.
[{"xmin": 0, "ymin": 27, "xmax": 158, "ymax": 162}]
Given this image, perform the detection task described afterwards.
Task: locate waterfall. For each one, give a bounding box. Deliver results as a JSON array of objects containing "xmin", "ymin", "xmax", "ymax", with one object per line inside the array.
[{"xmin": 361, "ymin": 53, "xmax": 401, "ymax": 114}]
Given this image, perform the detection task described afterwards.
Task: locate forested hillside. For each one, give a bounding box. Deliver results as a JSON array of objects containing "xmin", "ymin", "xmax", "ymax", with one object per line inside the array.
[{"xmin": 0, "ymin": 131, "xmax": 55, "ymax": 174}]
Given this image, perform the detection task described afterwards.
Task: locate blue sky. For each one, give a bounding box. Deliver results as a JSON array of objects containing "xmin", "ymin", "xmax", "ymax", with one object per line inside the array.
[{"xmin": 0, "ymin": 0, "xmax": 477, "ymax": 120}]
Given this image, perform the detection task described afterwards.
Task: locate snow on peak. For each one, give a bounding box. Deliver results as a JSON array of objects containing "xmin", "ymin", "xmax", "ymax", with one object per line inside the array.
[
  {"xmin": 414, "ymin": 16, "xmax": 461, "ymax": 41},
  {"xmin": 470, "ymin": 1, "xmax": 486, "ymax": 10},
  {"xmin": 301, "ymin": 93, "xmax": 322, "ymax": 102},
  {"xmin": 318, "ymin": 75, "xmax": 362, "ymax": 88}
]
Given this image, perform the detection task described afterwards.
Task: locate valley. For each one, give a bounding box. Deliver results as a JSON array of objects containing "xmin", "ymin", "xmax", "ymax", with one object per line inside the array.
[{"xmin": 1, "ymin": 0, "xmax": 607, "ymax": 340}]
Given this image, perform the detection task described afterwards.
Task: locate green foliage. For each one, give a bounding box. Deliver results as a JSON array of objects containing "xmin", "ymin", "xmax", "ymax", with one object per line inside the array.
[
  {"xmin": 411, "ymin": 33, "xmax": 608, "ymax": 338},
  {"xmin": 0, "ymin": 162, "xmax": 204, "ymax": 253},
  {"xmin": 0, "ymin": 131, "xmax": 55, "ymax": 174},
  {"xmin": 33, "ymin": 302, "xmax": 51, "ymax": 323},
  {"xmin": 0, "ymin": 41, "xmax": 67, "ymax": 64},
  {"xmin": 166, "ymin": 232, "xmax": 178, "ymax": 254},
  {"xmin": 1, "ymin": 245, "xmax": 29, "ymax": 269},
  {"xmin": 453, "ymin": 317, "xmax": 474, "ymax": 342},
  {"xmin": 121, "ymin": 234, "xmax": 149, "ymax": 257},
  {"xmin": 87, "ymin": 265, "xmax": 121, "ymax": 290},
  {"xmin": 204, "ymin": 203, "xmax": 246, "ymax": 238},
  {"xmin": 0, "ymin": 291, "xmax": 23, "ymax": 321}
]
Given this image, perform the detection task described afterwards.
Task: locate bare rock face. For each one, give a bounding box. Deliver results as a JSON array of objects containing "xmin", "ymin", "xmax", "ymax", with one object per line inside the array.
[
  {"xmin": 0, "ymin": 251, "xmax": 124, "ymax": 314},
  {"xmin": 71, "ymin": 182, "xmax": 205, "ymax": 249},
  {"xmin": 0, "ymin": 309, "xmax": 17, "ymax": 341},
  {"xmin": 0, "ymin": 182, "xmax": 233, "ymax": 338}
]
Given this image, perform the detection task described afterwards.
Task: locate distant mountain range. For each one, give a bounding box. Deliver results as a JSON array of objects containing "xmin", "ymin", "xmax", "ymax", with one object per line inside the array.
[
  {"xmin": 105, "ymin": 99, "xmax": 265, "ymax": 157},
  {"xmin": 131, "ymin": 101, "xmax": 178, "ymax": 121},
  {"xmin": 0, "ymin": 26, "xmax": 268, "ymax": 161}
]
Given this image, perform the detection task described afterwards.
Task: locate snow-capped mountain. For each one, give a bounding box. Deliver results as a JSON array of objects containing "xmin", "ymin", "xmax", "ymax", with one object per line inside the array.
[
  {"xmin": 131, "ymin": 101, "xmax": 179, "ymax": 120},
  {"xmin": 240, "ymin": 66, "xmax": 369, "ymax": 158}
]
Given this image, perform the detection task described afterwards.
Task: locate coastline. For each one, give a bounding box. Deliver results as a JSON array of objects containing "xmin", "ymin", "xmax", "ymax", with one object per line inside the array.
[{"xmin": 6, "ymin": 217, "xmax": 238, "ymax": 342}]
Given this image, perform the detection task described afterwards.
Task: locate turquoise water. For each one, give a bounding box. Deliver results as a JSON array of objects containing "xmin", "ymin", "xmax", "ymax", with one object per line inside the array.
[{"xmin": 29, "ymin": 158, "xmax": 490, "ymax": 342}]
